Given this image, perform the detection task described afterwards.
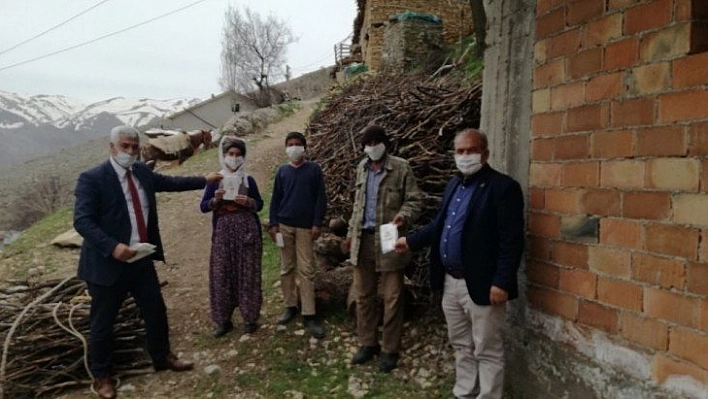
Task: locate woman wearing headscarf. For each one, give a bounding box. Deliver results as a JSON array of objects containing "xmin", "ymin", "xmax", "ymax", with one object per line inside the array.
[{"xmin": 200, "ymin": 135, "xmax": 263, "ymax": 337}]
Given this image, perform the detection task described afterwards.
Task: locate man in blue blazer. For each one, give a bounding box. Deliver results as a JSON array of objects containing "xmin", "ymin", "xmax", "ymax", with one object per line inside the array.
[
  {"xmin": 396, "ymin": 128, "xmax": 524, "ymax": 399},
  {"xmin": 74, "ymin": 125, "xmax": 222, "ymax": 399}
]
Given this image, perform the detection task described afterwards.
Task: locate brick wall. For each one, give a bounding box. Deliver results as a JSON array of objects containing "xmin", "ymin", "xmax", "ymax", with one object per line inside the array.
[
  {"xmin": 530, "ymin": 0, "xmax": 708, "ymax": 391},
  {"xmin": 358, "ymin": 0, "xmax": 472, "ymax": 71}
]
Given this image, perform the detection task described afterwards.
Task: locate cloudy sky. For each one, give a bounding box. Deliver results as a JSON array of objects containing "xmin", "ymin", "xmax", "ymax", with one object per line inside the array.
[{"xmin": 0, "ymin": 0, "xmax": 357, "ymax": 102}]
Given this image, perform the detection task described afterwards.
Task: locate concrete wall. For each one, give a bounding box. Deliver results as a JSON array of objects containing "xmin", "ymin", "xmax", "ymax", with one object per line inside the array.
[
  {"xmin": 164, "ymin": 92, "xmax": 257, "ymax": 131},
  {"xmin": 487, "ymin": 0, "xmax": 708, "ymax": 397}
]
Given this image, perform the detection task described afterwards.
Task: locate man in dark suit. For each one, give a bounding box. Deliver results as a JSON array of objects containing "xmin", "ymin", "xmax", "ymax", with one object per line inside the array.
[
  {"xmin": 396, "ymin": 128, "xmax": 524, "ymax": 399},
  {"xmin": 74, "ymin": 125, "xmax": 222, "ymax": 399}
]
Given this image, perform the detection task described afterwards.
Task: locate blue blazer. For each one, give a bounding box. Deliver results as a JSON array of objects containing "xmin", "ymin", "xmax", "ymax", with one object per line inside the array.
[
  {"xmin": 74, "ymin": 160, "xmax": 207, "ymax": 286},
  {"xmin": 407, "ymin": 164, "xmax": 525, "ymax": 305}
]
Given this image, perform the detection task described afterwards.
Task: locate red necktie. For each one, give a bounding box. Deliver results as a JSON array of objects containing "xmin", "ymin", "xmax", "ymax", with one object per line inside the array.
[{"xmin": 126, "ymin": 170, "xmax": 148, "ymax": 242}]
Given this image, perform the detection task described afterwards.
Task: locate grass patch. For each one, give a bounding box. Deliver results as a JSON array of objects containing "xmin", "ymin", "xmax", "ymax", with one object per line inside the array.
[{"xmin": 2, "ymin": 207, "xmax": 73, "ymax": 258}]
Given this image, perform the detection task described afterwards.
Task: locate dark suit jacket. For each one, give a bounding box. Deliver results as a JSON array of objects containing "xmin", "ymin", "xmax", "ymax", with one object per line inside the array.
[
  {"xmin": 407, "ymin": 164, "xmax": 525, "ymax": 305},
  {"xmin": 74, "ymin": 160, "xmax": 207, "ymax": 286}
]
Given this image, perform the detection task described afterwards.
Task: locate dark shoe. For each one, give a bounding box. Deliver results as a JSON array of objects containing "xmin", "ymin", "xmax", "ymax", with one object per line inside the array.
[
  {"xmin": 212, "ymin": 321, "xmax": 234, "ymax": 338},
  {"xmin": 154, "ymin": 352, "xmax": 194, "ymax": 372},
  {"xmin": 351, "ymin": 345, "xmax": 381, "ymax": 365},
  {"xmin": 277, "ymin": 306, "xmax": 298, "ymax": 324},
  {"xmin": 303, "ymin": 317, "xmax": 325, "ymax": 339},
  {"xmin": 378, "ymin": 352, "xmax": 399, "ymax": 373},
  {"xmin": 92, "ymin": 376, "xmax": 116, "ymax": 399},
  {"xmin": 243, "ymin": 322, "xmax": 259, "ymax": 334}
]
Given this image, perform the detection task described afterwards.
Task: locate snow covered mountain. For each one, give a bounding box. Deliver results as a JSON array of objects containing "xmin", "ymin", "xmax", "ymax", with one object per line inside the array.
[{"xmin": 0, "ymin": 90, "xmax": 200, "ymax": 167}]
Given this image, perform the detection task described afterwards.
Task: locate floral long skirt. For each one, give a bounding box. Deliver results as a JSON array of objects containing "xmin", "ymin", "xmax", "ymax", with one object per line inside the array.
[{"xmin": 209, "ymin": 212, "xmax": 262, "ymax": 325}]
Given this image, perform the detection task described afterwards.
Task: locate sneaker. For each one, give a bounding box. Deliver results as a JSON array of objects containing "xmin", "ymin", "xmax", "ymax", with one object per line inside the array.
[
  {"xmin": 351, "ymin": 345, "xmax": 381, "ymax": 365},
  {"xmin": 378, "ymin": 352, "xmax": 399, "ymax": 373},
  {"xmin": 211, "ymin": 321, "xmax": 233, "ymax": 338},
  {"xmin": 277, "ymin": 306, "xmax": 298, "ymax": 325},
  {"xmin": 303, "ymin": 317, "xmax": 325, "ymax": 339},
  {"xmin": 243, "ymin": 322, "xmax": 259, "ymax": 334}
]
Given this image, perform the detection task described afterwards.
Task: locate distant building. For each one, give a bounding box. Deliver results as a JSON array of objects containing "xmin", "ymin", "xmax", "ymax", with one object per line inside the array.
[{"xmin": 161, "ymin": 91, "xmax": 258, "ymax": 131}]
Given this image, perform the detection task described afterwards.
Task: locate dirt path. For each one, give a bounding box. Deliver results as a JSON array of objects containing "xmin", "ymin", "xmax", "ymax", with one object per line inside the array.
[{"xmin": 63, "ymin": 100, "xmax": 320, "ymax": 398}]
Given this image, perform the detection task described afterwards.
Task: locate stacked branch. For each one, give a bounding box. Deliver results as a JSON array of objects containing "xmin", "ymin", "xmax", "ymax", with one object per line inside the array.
[
  {"xmin": 308, "ymin": 73, "xmax": 482, "ymax": 292},
  {"xmin": 0, "ymin": 277, "xmax": 150, "ymax": 398}
]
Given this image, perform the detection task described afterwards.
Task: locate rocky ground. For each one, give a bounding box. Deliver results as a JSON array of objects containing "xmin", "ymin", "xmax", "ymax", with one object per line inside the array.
[{"xmin": 1, "ymin": 99, "xmax": 458, "ymax": 398}]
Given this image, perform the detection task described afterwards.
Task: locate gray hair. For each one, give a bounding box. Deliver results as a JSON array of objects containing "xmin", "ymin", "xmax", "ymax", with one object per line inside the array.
[
  {"xmin": 110, "ymin": 125, "xmax": 140, "ymax": 144},
  {"xmin": 454, "ymin": 128, "xmax": 488, "ymax": 150}
]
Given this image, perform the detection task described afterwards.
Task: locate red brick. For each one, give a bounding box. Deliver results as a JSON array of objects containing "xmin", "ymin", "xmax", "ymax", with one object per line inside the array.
[
  {"xmin": 567, "ymin": 104, "xmax": 607, "ymax": 132},
  {"xmin": 636, "ymin": 125, "xmax": 687, "ymax": 156},
  {"xmin": 567, "ymin": 0, "xmax": 605, "ymax": 26},
  {"xmin": 530, "ymin": 188, "xmax": 545, "ymax": 210},
  {"xmin": 559, "ymin": 268, "xmax": 597, "ymax": 298},
  {"xmin": 632, "ymin": 252, "xmax": 686, "ymax": 289},
  {"xmin": 547, "ymin": 29, "xmax": 581, "ymax": 59},
  {"xmin": 555, "ymin": 135, "xmax": 590, "ymax": 160},
  {"xmin": 630, "ymin": 62, "xmax": 671, "ymax": 96},
  {"xmin": 687, "ymin": 262, "xmax": 708, "ymax": 295},
  {"xmin": 536, "ymin": 7, "xmax": 566, "ymax": 39},
  {"xmin": 600, "ymin": 160, "xmax": 645, "ymax": 189},
  {"xmin": 669, "ymin": 327, "xmax": 708, "ymax": 369},
  {"xmin": 611, "ymin": 98, "xmax": 656, "ymax": 128},
  {"xmin": 529, "ymin": 211, "xmax": 562, "ymax": 238},
  {"xmin": 583, "ymin": 189, "xmax": 621, "ymax": 216},
  {"xmin": 582, "ymin": 13, "xmax": 623, "ymax": 48},
  {"xmin": 529, "ymin": 236, "xmax": 552, "ymax": 260},
  {"xmin": 625, "ymin": 0, "xmax": 672, "ymax": 35},
  {"xmin": 591, "ymin": 130, "xmax": 633, "ymax": 158},
  {"xmin": 688, "ymin": 122, "xmax": 708, "ymax": 156},
  {"xmin": 597, "ymin": 277, "xmax": 643, "ymax": 311},
  {"xmin": 545, "ymin": 188, "xmax": 583, "ymax": 213},
  {"xmin": 600, "ymin": 218, "xmax": 642, "ymax": 249},
  {"xmin": 605, "ymin": 38, "xmax": 640, "ymax": 70},
  {"xmin": 620, "ymin": 312, "xmax": 668, "ymax": 350},
  {"xmin": 659, "ymin": 90, "xmax": 708, "ymax": 123},
  {"xmin": 527, "ymin": 261, "xmax": 560, "ymax": 288},
  {"xmin": 702, "ymin": 160, "xmax": 708, "ymax": 192},
  {"xmin": 701, "ymin": 299, "xmax": 708, "ymax": 331},
  {"xmin": 532, "ymin": 112, "xmax": 564, "ymax": 137},
  {"xmin": 645, "ymin": 287, "xmax": 699, "ymax": 327},
  {"xmin": 568, "ymin": 48, "xmax": 603, "ymax": 79},
  {"xmin": 528, "ymin": 286, "xmax": 578, "ymax": 320},
  {"xmin": 534, "ymin": 59, "xmax": 565, "ymax": 89},
  {"xmin": 530, "ymin": 163, "xmax": 562, "ymax": 187},
  {"xmin": 700, "ymin": 231, "xmax": 708, "ymax": 262},
  {"xmin": 551, "ymin": 82, "xmax": 586, "ymax": 110},
  {"xmin": 578, "ymin": 300, "xmax": 619, "ymax": 333},
  {"xmin": 674, "ymin": 0, "xmax": 691, "ymax": 21},
  {"xmin": 645, "ymin": 223, "xmax": 699, "ymax": 260},
  {"xmin": 532, "ymin": 138, "xmax": 555, "ymax": 161},
  {"xmin": 640, "ymin": 23, "xmax": 692, "ymax": 62},
  {"xmin": 608, "ymin": 0, "xmax": 643, "ymax": 10},
  {"xmin": 589, "ymin": 246, "xmax": 632, "ymax": 277},
  {"xmin": 673, "ymin": 52, "xmax": 708, "ymax": 88},
  {"xmin": 562, "ymin": 161, "xmax": 600, "ymax": 187},
  {"xmin": 553, "ymin": 241, "xmax": 590, "ymax": 269},
  {"xmin": 653, "ymin": 353, "xmax": 708, "ymax": 385},
  {"xmin": 622, "ymin": 191, "xmax": 671, "ymax": 220},
  {"xmin": 586, "ymin": 72, "xmax": 625, "ymax": 102}
]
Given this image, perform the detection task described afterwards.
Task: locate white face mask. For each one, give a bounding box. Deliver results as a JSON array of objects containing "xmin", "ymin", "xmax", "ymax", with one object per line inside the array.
[
  {"xmin": 224, "ymin": 155, "xmax": 244, "ymax": 171},
  {"xmin": 285, "ymin": 145, "xmax": 305, "ymax": 162},
  {"xmin": 455, "ymin": 153, "xmax": 483, "ymax": 175},
  {"xmin": 115, "ymin": 151, "xmax": 138, "ymax": 169},
  {"xmin": 364, "ymin": 143, "xmax": 386, "ymax": 161}
]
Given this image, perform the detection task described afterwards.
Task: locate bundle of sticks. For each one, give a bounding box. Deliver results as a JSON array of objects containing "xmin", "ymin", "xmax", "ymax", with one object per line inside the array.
[
  {"xmin": 0, "ymin": 277, "xmax": 150, "ymax": 398},
  {"xmin": 307, "ymin": 72, "xmax": 482, "ymax": 290}
]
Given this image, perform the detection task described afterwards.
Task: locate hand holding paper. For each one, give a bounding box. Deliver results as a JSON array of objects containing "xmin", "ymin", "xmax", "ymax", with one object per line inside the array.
[
  {"xmin": 379, "ymin": 223, "xmax": 398, "ymax": 254},
  {"xmin": 127, "ymin": 243, "xmax": 156, "ymax": 263}
]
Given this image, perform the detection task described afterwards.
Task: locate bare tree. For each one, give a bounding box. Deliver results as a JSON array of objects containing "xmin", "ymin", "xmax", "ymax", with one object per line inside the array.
[{"xmin": 219, "ymin": 6, "xmax": 296, "ymax": 106}]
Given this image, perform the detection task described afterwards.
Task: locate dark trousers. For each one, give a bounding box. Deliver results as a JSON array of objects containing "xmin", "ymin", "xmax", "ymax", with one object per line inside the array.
[{"xmin": 87, "ymin": 259, "xmax": 170, "ymax": 377}]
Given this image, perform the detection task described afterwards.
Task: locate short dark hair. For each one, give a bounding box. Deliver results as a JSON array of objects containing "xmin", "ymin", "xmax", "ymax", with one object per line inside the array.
[
  {"xmin": 222, "ymin": 136, "xmax": 246, "ymax": 156},
  {"xmin": 360, "ymin": 125, "xmax": 389, "ymax": 148},
  {"xmin": 285, "ymin": 131, "xmax": 307, "ymax": 148}
]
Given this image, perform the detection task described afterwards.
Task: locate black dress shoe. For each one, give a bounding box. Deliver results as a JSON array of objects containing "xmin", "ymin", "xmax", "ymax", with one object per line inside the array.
[
  {"xmin": 277, "ymin": 306, "xmax": 298, "ymax": 324},
  {"xmin": 303, "ymin": 317, "xmax": 325, "ymax": 339},
  {"xmin": 351, "ymin": 345, "xmax": 381, "ymax": 365},
  {"xmin": 243, "ymin": 322, "xmax": 259, "ymax": 334},
  {"xmin": 212, "ymin": 321, "xmax": 234, "ymax": 338},
  {"xmin": 92, "ymin": 376, "xmax": 116, "ymax": 399},
  {"xmin": 154, "ymin": 352, "xmax": 194, "ymax": 372},
  {"xmin": 378, "ymin": 352, "xmax": 399, "ymax": 373}
]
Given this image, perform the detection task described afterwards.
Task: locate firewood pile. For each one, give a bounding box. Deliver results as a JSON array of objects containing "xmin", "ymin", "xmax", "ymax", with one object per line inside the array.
[
  {"xmin": 0, "ymin": 277, "xmax": 150, "ymax": 398},
  {"xmin": 307, "ymin": 72, "xmax": 482, "ymax": 291}
]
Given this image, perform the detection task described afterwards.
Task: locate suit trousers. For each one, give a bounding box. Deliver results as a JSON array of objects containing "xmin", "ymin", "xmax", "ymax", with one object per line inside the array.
[
  {"xmin": 279, "ymin": 224, "xmax": 316, "ymax": 316},
  {"xmin": 87, "ymin": 259, "xmax": 170, "ymax": 377},
  {"xmin": 443, "ymin": 274, "xmax": 506, "ymax": 399},
  {"xmin": 353, "ymin": 231, "xmax": 405, "ymax": 353}
]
